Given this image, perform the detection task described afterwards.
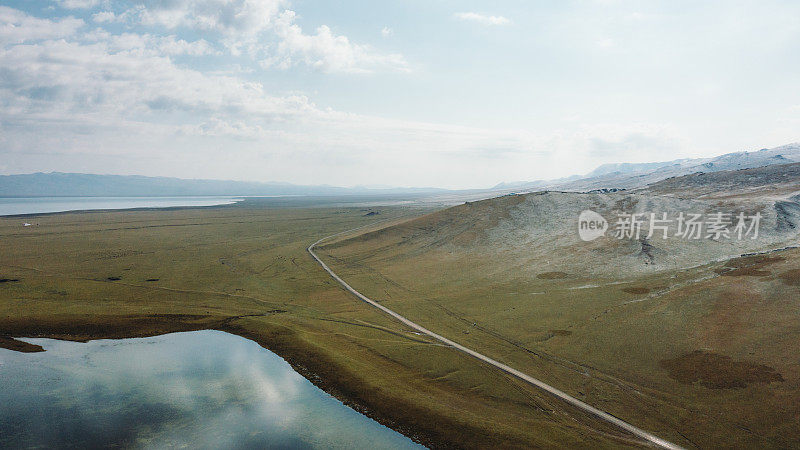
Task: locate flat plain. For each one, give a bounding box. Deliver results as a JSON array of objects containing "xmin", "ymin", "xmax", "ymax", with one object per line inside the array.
[
  {"xmin": 1, "ymin": 198, "xmax": 642, "ymax": 448},
  {"xmin": 3, "ymin": 178, "xmax": 800, "ymax": 448}
]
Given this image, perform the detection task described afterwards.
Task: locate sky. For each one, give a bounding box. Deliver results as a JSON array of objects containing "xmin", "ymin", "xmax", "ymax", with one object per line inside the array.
[{"xmin": 1, "ymin": 0, "xmax": 799, "ymax": 189}]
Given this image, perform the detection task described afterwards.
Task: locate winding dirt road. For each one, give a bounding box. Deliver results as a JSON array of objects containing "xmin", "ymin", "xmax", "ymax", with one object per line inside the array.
[{"xmin": 308, "ymin": 229, "xmax": 683, "ymax": 450}]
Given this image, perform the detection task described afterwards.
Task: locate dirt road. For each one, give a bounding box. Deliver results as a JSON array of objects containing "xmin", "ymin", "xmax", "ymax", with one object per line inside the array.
[{"xmin": 308, "ymin": 229, "xmax": 682, "ymax": 450}]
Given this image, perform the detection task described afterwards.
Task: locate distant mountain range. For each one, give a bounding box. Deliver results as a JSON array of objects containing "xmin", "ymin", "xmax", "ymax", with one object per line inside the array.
[
  {"xmin": 0, "ymin": 172, "xmax": 449, "ymax": 197},
  {"xmin": 495, "ymin": 142, "xmax": 800, "ymax": 192},
  {"xmin": 3, "ymin": 143, "xmax": 799, "ymax": 197}
]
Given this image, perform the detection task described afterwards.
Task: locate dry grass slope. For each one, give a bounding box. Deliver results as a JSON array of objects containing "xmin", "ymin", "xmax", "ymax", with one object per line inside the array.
[{"xmin": 319, "ymin": 181, "xmax": 800, "ymax": 448}]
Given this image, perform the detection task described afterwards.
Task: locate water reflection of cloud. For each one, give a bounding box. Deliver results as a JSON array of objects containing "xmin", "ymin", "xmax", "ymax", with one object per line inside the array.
[{"xmin": 1, "ymin": 331, "xmax": 421, "ymax": 449}]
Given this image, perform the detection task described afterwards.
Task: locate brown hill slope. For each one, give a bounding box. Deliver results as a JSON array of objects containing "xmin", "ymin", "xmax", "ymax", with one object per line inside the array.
[
  {"xmin": 318, "ymin": 188, "xmax": 800, "ymax": 447},
  {"xmin": 323, "ymin": 189, "xmax": 800, "ymax": 278}
]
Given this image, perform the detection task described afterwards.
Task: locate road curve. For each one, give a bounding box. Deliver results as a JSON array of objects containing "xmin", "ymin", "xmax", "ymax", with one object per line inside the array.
[{"xmin": 308, "ymin": 228, "xmax": 683, "ymax": 450}]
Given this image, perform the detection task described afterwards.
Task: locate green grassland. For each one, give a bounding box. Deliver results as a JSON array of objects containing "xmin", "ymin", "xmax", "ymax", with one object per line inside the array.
[
  {"xmin": 318, "ymin": 194, "xmax": 800, "ymax": 448},
  {"xmin": 5, "ymin": 193, "xmax": 798, "ymax": 448},
  {"xmin": 0, "ymin": 198, "xmax": 646, "ymax": 449}
]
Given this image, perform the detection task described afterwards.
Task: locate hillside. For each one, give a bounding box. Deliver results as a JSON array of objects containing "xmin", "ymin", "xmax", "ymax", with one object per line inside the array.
[
  {"xmin": 640, "ymin": 161, "xmax": 800, "ymax": 199},
  {"xmin": 323, "ymin": 188, "xmax": 800, "ymax": 278},
  {"xmin": 316, "ymin": 182, "xmax": 800, "ymax": 447}
]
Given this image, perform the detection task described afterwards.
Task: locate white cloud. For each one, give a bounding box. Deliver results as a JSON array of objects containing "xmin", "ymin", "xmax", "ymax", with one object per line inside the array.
[
  {"xmin": 157, "ymin": 35, "xmax": 217, "ymax": 56},
  {"xmin": 0, "ymin": 10, "xmax": 529, "ymax": 186},
  {"xmin": 381, "ymin": 27, "xmax": 392, "ymax": 37},
  {"xmin": 80, "ymin": 31, "xmax": 218, "ymax": 56},
  {"xmin": 261, "ymin": 11, "xmax": 409, "ymax": 73},
  {"xmin": 0, "ymin": 6, "xmax": 692, "ymax": 188},
  {"xmin": 454, "ymin": 12, "xmax": 510, "ymax": 26},
  {"xmin": 56, "ymin": 0, "xmax": 103, "ymax": 9},
  {"xmin": 131, "ymin": 0, "xmax": 287, "ymax": 36},
  {"xmin": 0, "ymin": 10, "xmax": 313, "ymax": 126},
  {"xmin": 91, "ymin": 1, "xmax": 409, "ymax": 73},
  {"xmin": 92, "ymin": 11, "xmax": 118, "ymax": 23},
  {"xmin": 0, "ymin": 6, "xmax": 84, "ymax": 44}
]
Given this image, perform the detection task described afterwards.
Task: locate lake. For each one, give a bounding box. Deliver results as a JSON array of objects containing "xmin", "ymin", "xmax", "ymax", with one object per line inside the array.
[
  {"xmin": 0, "ymin": 330, "xmax": 423, "ymax": 449},
  {"xmin": 0, "ymin": 196, "xmax": 242, "ymax": 216}
]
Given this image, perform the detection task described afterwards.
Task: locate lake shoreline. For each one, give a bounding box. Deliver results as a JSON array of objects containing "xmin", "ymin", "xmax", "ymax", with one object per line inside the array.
[
  {"xmin": 1, "ymin": 328, "xmax": 422, "ymax": 449},
  {"xmin": 0, "ymin": 315, "xmax": 513, "ymax": 449},
  {"xmin": 0, "ymin": 196, "xmax": 244, "ymax": 218}
]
